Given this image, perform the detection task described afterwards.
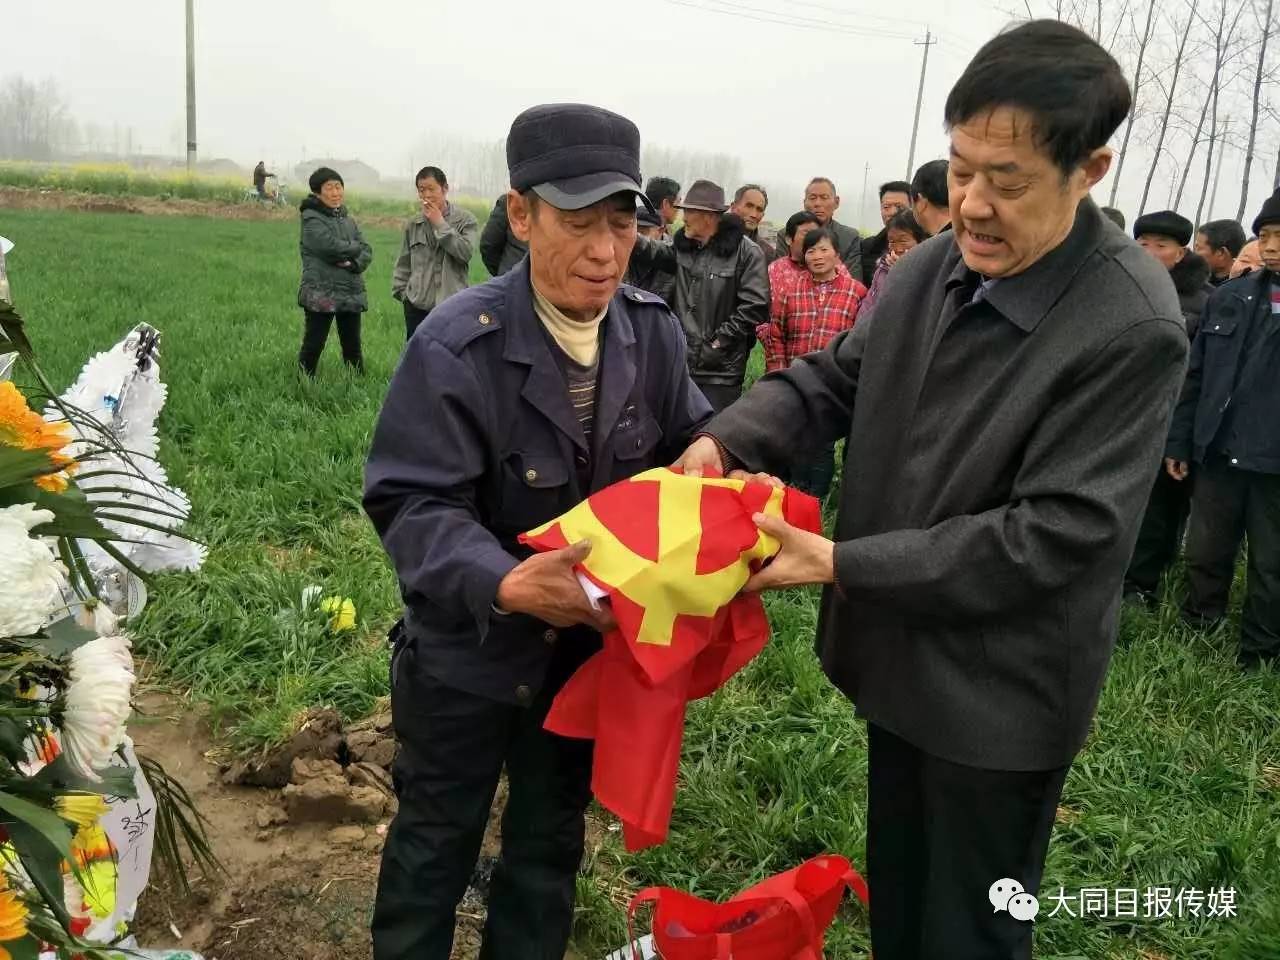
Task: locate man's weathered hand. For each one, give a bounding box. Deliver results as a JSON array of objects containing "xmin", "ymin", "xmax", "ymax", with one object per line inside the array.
[
  {"xmin": 424, "ymin": 200, "xmax": 445, "ymax": 226},
  {"xmin": 743, "ymin": 513, "xmax": 835, "ymax": 593},
  {"xmin": 495, "ymin": 540, "xmax": 616, "ymax": 631},
  {"xmin": 1165, "ymin": 458, "xmax": 1190, "ymax": 481},
  {"xmin": 672, "ymin": 436, "xmax": 724, "ymax": 478}
]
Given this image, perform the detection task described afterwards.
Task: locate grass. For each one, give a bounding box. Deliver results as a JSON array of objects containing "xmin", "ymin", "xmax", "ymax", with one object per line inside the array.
[
  {"xmin": 2, "ymin": 206, "xmax": 1278, "ymax": 958},
  {"xmin": 0, "ymin": 161, "xmax": 493, "ymax": 222}
]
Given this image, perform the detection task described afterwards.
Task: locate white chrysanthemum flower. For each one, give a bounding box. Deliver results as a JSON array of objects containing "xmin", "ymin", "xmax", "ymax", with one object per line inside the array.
[
  {"xmin": 0, "ymin": 503, "xmax": 65, "ymax": 638},
  {"xmin": 74, "ymin": 600, "xmax": 119, "ymax": 637},
  {"xmin": 60, "ymin": 634, "xmax": 135, "ymax": 780}
]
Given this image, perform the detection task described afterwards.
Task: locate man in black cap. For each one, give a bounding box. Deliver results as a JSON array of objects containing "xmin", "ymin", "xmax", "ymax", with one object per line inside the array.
[
  {"xmin": 1123, "ymin": 210, "xmax": 1213, "ymax": 604},
  {"xmin": 364, "ymin": 103, "xmax": 714, "ymax": 959},
  {"xmin": 1167, "ymin": 187, "xmax": 1280, "ymax": 668},
  {"xmin": 625, "ymin": 204, "xmax": 676, "ymax": 302},
  {"xmin": 628, "ymin": 178, "xmax": 769, "ymax": 412}
]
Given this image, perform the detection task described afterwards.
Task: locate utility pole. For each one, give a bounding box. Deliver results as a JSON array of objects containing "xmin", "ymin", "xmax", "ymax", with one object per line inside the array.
[
  {"xmin": 185, "ymin": 0, "xmax": 197, "ymax": 171},
  {"xmin": 906, "ymin": 28, "xmax": 936, "ymax": 179},
  {"xmin": 860, "ymin": 162, "xmax": 870, "ymax": 226}
]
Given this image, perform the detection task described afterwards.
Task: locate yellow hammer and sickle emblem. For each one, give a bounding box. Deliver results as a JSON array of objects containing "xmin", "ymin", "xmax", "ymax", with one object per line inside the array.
[{"xmin": 527, "ymin": 468, "xmax": 785, "ymax": 646}]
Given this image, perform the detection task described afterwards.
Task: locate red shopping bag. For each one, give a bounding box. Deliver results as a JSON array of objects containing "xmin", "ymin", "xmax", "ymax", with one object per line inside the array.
[{"xmin": 628, "ymin": 855, "xmax": 869, "ymax": 960}]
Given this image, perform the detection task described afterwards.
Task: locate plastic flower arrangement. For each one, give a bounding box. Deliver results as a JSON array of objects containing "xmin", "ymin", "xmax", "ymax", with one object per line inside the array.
[{"xmin": 0, "ymin": 251, "xmax": 213, "ymax": 958}]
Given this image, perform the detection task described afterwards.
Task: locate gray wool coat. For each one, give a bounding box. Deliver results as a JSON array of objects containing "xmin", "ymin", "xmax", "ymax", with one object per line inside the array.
[{"xmin": 707, "ymin": 199, "xmax": 1189, "ymax": 772}]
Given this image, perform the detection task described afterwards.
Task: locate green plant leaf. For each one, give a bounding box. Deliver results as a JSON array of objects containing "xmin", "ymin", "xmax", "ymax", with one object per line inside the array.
[
  {"xmin": 0, "ymin": 717, "xmax": 30, "ymax": 767},
  {"xmin": 1, "ymin": 934, "xmax": 41, "ymax": 960},
  {"xmin": 0, "ymin": 482, "xmax": 114, "ymax": 540},
  {"xmin": 33, "ymin": 754, "xmax": 138, "ymax": 801},
  {"xmin": 0, "ymin": 446, "xmax": 60, "ymax": 488},
  {"xmin": 0, "ymin": 789, "xmax": 73, "ymax": 856},
  {"xmin": 38, "ymin": 615, "xmax": 98, "ymax": 657}
]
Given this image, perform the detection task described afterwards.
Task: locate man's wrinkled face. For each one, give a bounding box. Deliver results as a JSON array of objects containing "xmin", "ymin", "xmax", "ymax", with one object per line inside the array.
[
  {"xmin": 416, "ymin": 176, "xmax": 446, "ymax": 207},
  {"xmin": 880, "ymin": 191, "xmax": 910, "ymax": 226},
  {"xmin": 508, "ymin": 190, "xmax": 636, "ymax": 320},
  {"xmin": 1194, "ymin": 232, "xmax": 1234, "ymax": 275},
  {"xmin": 1138, "ymin": 234, "xmax": 1187, "ymax": 271},
  {"xmin": 1259, "ymin": 225, "xmax": 1280, "ymax": 272},
  {"xmin": 732, "ymin": 189, "xmax": 768, "ymax": 231},
  {"xmin": 683, "ymin": 209, "xmax": 721, "ymax": 244},
  {"xmin": 949, "ymin": 107, "xmax": 1108, "ymax": 278},
  {"xmin": 789, "ymin": 222, "xmax": 819, "ymax": 261},
  {"xmin": 804, "ymin": 182, "xmax": 839, "ymax": 224}
]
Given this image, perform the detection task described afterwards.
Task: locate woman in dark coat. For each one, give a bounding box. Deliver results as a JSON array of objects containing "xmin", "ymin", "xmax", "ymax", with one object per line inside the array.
[{"xmin": 297, "ymin": 166, "xmax": 373, "ymax": 375}]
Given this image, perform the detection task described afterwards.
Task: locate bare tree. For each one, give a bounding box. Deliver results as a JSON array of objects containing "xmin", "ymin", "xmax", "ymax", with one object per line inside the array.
[
  {"xmin": 1237, "ymin": 0, "xmax": 1275, "ymax": 220},
  {"xmin": 1139, "ymin": 0, "xmax": 1200, "ymax": 215},
  {"xmin": 1177, "ymin": 0, "xmax": 1247, "ymax": 213},
  {"xmin": 1110, "ymin": 0, "xmax": 1160, "ymax": 206},
  {"xmin": 0, "ymin": 75, "xmax": 77, "ymax": 161}
]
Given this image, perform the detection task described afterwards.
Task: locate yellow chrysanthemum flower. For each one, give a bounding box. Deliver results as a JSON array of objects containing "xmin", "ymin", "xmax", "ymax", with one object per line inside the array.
[
  {"xmin": 0, "ymin": 881, "xmax": 29, "ymax": 946},
  {"xmin": 0, "ymin": 381, "xmax": 76, "ymax": 492},
  {"xmin": 55, "ymin": 793, "xmax": 109, "ymax": 830},
  {"xmin": 319, "ymin": 596, "xmax": 357, "ymax": 632}
]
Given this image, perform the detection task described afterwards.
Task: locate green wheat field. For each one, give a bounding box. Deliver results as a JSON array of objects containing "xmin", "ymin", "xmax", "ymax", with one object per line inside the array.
[{"xmin": 2, "ymin": 205, "xmax": 1278, "ymax": 958}]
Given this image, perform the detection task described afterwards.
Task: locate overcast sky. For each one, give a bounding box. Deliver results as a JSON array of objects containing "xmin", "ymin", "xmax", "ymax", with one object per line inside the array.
[{"xmin": 6, "ymin": 0, "xmax": 1279, "ymax": 227}]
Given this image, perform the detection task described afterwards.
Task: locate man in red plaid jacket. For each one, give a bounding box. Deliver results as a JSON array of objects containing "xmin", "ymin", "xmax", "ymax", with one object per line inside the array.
[{"xmin": 760, "ymin": 226, "xmax": 868, "ymax": 497}]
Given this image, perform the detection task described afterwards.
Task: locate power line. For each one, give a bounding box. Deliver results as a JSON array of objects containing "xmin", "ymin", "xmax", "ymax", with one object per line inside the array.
[{"xmin": 661, "ymin": 0, "xmax": 917, "ymax": 39}]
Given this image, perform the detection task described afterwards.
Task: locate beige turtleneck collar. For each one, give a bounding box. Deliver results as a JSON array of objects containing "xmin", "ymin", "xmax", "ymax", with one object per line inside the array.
[{"xmin": 531, "ymin": 282, "xmax": 606, "ymax": 366}]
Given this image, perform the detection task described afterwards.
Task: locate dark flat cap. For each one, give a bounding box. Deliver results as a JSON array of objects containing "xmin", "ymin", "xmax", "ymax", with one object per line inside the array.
[
  {"xmin": 1133, "ymin": 210, "xmax": 1192, "ymax": 247},
  {"xmin": 676, "ymin": 179, "xmax": 727, "ymax": 213},
  {"xmin": 1252, "ymin": 187, "xmax": 1280, "ymax": 235},
  {"xmin": 507, "ymin": 103, "xmax": 653, "ymax": 213},
  {"xmin": 636, "ymin": 204, "xmax": 663, "ymax": 229}
]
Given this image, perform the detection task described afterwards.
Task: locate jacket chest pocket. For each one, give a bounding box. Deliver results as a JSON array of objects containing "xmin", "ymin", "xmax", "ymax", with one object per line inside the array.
[
  {"xmin": 1203, "ymin": 314, "xmax": 1238, "ymax": 338},
  {"xmin": 607, "ymin": 411, "xmax": 662, "ymax": 479},
  {"xmin": 499, "ymin": 451, "xmax": 572, "ymax": 532}
]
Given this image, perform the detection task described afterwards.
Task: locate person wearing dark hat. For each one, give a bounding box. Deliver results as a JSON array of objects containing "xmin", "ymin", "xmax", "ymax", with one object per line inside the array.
[
  {"xmin": 363, "ymin": 102, "xmax": 714, "ymax": 959},
  {"xmin": 1195, "ymin": 218, "xmax": 1248, "ymax": 286},
  {"xmin": 1123, "ymin": 209, "xmax": 1213, "ymax": 604},
  {"xmin": 624, "ymin": 203, "xmax": 676, "ymax": 302},
  {"xmin": 296, "ymin": 166, "xmax": 372, "ymax": 375},
  {"xmin": 1134, "ymin": 210, "xmax": 1213, "ymax": 337},
  {"xmin": 628, "ymin": 178, "xmax": 770, "ymax": 412},
  {"xmin": 1166, "ymin": 186, "xmax": 1280, "ymax": 668}
]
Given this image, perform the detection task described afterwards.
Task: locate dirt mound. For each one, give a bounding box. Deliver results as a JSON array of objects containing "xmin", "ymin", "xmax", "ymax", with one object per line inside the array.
[{"xmin": 130, "ymin": 692, "xmax": 471, "ymax": 959}]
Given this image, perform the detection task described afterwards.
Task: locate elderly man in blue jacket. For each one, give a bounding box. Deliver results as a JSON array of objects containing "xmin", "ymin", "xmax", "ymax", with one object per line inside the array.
[{"xmin": 363, "ymin": 104, "xmax": 712, "ymax": 960}]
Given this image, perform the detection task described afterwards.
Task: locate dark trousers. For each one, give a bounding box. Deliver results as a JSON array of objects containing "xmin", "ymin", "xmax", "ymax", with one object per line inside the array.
[
  {"xmin": 866, "ymin": 723, "xmax": 1068, "ymax": 960},
  {"xmin": 789, "ymin": 442, "xmax": 837, "ymax": 501},
  {"xmin": 299, "ymin": 310, "xmax": 363, "ymax": 375},
  {"xmin": 693, "ymin": 379, "xmax": 743, "ymax": 414},
  {"xmin": 1183, "ymin": 458, "xmax": 1280, "ymax": 657},
  {"xmin": 1124, "ymin": 467, "xmax": 1191, "ymax": 594},
  {"xmin": 371, "ymin": 641, "xmax": 593, "ymax": 960},
  {"xmin": 403, "ymin": 302, "xmax": 431, "ymax": 341}
]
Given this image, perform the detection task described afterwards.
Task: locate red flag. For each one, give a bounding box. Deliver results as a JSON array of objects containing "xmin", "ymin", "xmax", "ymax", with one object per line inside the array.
[{"xmin": 520, "ymin": 467, "xmax": 821, "ymax": 849}]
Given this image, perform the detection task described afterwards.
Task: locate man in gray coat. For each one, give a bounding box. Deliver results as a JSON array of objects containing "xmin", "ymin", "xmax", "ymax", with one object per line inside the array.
[
  {"xmin": 677, "ymin": 21, "xmax": 1188, "ymax": 960},
  {"xmin": 392, "ymin": 166, "xmax": 479, "ymax": 340}
]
